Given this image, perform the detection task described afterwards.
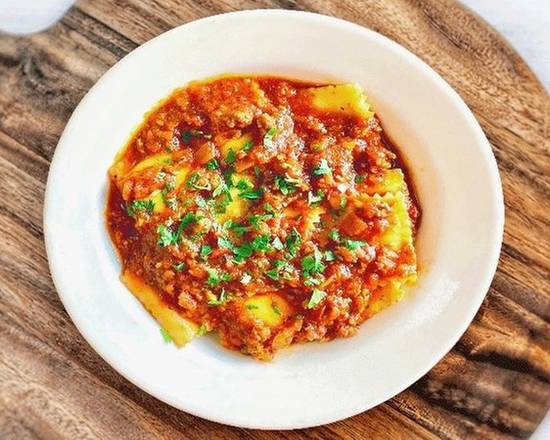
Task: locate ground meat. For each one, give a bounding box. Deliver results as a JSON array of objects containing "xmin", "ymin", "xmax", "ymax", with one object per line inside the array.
[{"xmin": 106, "ymin": 76, "xmax": 419, "ymax": 360}]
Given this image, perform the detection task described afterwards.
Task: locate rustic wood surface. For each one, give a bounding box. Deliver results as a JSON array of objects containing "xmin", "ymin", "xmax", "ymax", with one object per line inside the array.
[{"xmin": 0, "ymin": 0, "xmax": 549, "ymax": 438}]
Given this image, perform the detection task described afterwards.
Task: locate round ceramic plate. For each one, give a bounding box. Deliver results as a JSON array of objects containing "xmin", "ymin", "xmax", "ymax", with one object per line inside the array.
[{"xmin": 44, "ymin": 10, "xmax": 504, "ymax": 429}]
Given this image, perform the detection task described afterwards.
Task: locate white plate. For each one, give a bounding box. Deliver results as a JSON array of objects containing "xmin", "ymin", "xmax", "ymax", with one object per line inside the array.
[{"xmin": 44, "ymin": 10, "xmax": 504, "ymax": 429}]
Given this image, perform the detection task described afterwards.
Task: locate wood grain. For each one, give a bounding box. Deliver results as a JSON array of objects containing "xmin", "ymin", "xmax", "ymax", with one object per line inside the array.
[{"xmin": 1, "ymin": 0, "xmax": 549, "ymax": 438}]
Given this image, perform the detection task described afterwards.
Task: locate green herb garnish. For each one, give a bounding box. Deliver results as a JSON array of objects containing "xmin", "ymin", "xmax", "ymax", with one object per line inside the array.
[
  {"xmin": 263, "ymin": 127, "xmax": 277, "ymax": 148},
  {"xmin": 242, "ymin": 139, "xmax": 254, "ymax": 152},
  {"xmin": 206, "ymin": 159, "xmax": 219, "ymax": 170},
  {"xmin": 200, "ymin": 244, "xmax": 212, "ymax": 260},
  {"xmin": 246, "ymin": 304, "xmax": 259, "ymax": 310},
  {"xmin": 285, "ymin": 228, "xmax": 302, "ymax": 257},
  {"xmin": 312, "ymin": 159, "xmax": 331, "ymax": 176},
  {"xmin": 214, "ymin": 193, "xmax": 232, "ymax": 214},
  {"xmin": 173, "ymin": 262, "xmax": 185, "ymax": 272},
  {"xmin": 223, "ymin": 220, "xmax": 249, "ymax": 236},
  {"xmin": 265, "ymin": 259, "xmax": 291, "ymax": 281},
  {"xmin": 206, "ymin": 269, "xmax": 231, "ymax": 287},
  {"xmin": 197, "ymin": 324, "xmax": 208, "ymax": 336},
  {"xmin": 307, "ymin": 190, "xmax": 324, "ymax": 206},
  {"xmin": 251, "ymin": 235, "xmax": 271, "ymax": 252},
  {"xmin": 324, "ymin": 250, "xmax": 336, "ymax": 262},
  {"xmin": 249, "ymin": 212, "xmax": 274, "ymax": 228},
  {"xmin": 301, "ymin": 248, "xmax": 325, "ymax": 277},
  {"xmin": 239, "ymin": 189, "xmax": 263, "ymax": 200},
  {"xmin": 157, "ymin": 224, "xmax": 175, "ymax": 247},
  {"xmin": 186, "ymin": 172, "xmax": 211, "ymax": 191},
  {"xmin": 207, "ymin": 288, "xmax": 229, "ymax": 305},
  {"xmin": 226, "ymin": 149, "xmax": 236, "ymax": 165},
  {"xmin": 212, "ymin": 181, "xmax": 230, "ymax": 198},
  {"xmin": 217, "ymin": 236, "xmax": 234, "ymax": 250},
  {"xmin": 355, "ymin": 175, "xmax": 366, "ymax": 184},
  {"xmin": 272, "ymin": 236, "xmax": 284, "ymax": 250},
  {"xmin": 195, "ymin": 196, "xmax": 208, "ymax": 209},
  {"xmin": 307, "ymin": 289, "xmax": 327, "ymax": 309},
  {"xmin": 160, "ymin": 328, "xmax": 173, "ymax": 343},
  {"xmin": 340, "ymin": 195, "xmax": 348, "ymax": 210},
  {"xmin": 126, "ymin": 199, "xmax": 155, "ymax": 217},
  {"xmin": 236, "ymin": 179, "xmax": 252, "ymax": 191},
  {"xmin": 272, "ymin": 303, "xmax": 282, "ymax": 316},
  {"xmin": 233, "ymin": 242, "xmax": 255, "ymax": 262},
  {"xmin": 344, "ymin": 239, "xmax": 366, "ymax": 250},
  {"xmin": 328, "ymin": 229, "xmax": 340, "ymax": 242},
  {"xmin": 274, "ymin": 175, "xmax": 297, "ymax": 195}
]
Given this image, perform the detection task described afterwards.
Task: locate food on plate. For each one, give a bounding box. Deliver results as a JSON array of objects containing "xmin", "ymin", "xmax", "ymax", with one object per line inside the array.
[{"xmin": 106, "ymin": 76, "xmax": 420, "ymax": 360}]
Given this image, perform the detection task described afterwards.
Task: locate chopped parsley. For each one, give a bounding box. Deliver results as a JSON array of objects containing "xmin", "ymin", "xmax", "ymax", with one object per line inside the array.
[
  {"xmin": 165, "ymin": 197, "xmax": 178, "ymax": 210},
  {"xmin": 186, "ymin": 172, "xmax": 211, "ymax": 191},
  {"xmin": 307, "ymin": 289, "xmax": 327, "ymax": 309},
  {"xmin": 223, "ymin": 220, "xmax": 249, "ymax": 236},
  {"xmin": 252, "ymin": 235, "xmax": 271, "ymax": 252},
  {"xmin": 197, "ymin": 324, "xmax": 208, "ymax": 336},
  {"xmin": 274, "ymin": 175, "xmax": 297, "ymax": 195},
  {"xmin": 200, "ymin": 244, "xmax": 212, "ymax": 260},
  {"xmin": 246, "ymin": 303, "xmax": 259, "ymax": 310},
  {"xmin": 206, "ymin": 159, "xmax": 219, "ymax": 170},
  {"xmin": 236, "ymin": 179, "xmax": 252, "ymax": 191},
  {"xmin": 285, "ymin": 228, "xmax": 302, "ymax": 257},
  {"xmin": 214, "ymin": 193, "xmax": 232, "ymax": 214},
  {"xmin": 312, "ymin": 159, "xmax": 331, "ymax": 176},
  {"xmin": 195, "ymin": 196, "xmax": 208, "ymax": 209},
  {"xmin": 157, "ymin": 212, "xmax": 198, "ymax": 247},
  {"xmin": 324, "ymin": 250, "xmax": 336, "ymax": 261},
  {"xmin": 157, "ymin": 224, "xmax": 175, "ymax": 247},
  {"xmin": 126, "ymin": 199, "xmax": 155, "ymax": 217},
  {"xmin": 301, "ymin": 248, "xmax": 326, "ymax": 277},
  {"xmin": 344, "ymin": 238, "xmax": 366, "ymax": 250},
  {"xmin": 160, "ymin": 328, "xmax": 173, "ymax": 344},
  {"xmin": 263, "ymin": 127, "xmax": 277, "ymax": 148},
  {"xmin": 265, "ymin": 269, "xmax": 280, "ymax": 281},
  {"xmin": 272, "ymin": 303, "xmax": 282, "ymax": 316},
  {"xmin": 217, "ymin": 236, "xmax": 234, "ymax": 250},
  {"xmin": 304, "ymin": 277, "xmax": 322, "ymax": 287},
  {"xmin": 272, "ymin": 236, "xmax": 284, "ymax": 250},
  {"xmin": 176, "ymin": 212, "xmax": 196, "ymax": 232},
  {"xmin": 226, "ymin": 149, "xmax": 236, "ymax": 165},
  {"xmin": 307, "ymin": 190, "xmax": 324, "ymax": 206},
  {"xmin": 233, "ymin": 242, "xmax": 254, "ymax": 262},
  {"xmin": 207, "ymin": 288, "xmax": 229, "ymax": 305},
  {"xmin": 173, "ymin": 262, "xmax": 185, "ymax": 272},
  {"xmin": 206, "ymin": 269, "xmax": 231, "ymax": 287},
  {"xmin": 181, "ymin": 132, "xmax": 192, "ymax": 143},
  {"xmin": 266, "ymin": 259, "xmax": 292, "ymax": 281},
  {"xmin": 242, "ymin": 139, "xmax": 254, "ymax": 152},
  {"xmin": 355, "ymin": 174, "xmax": 366, "ymax": 184},
  {"xmin": 340, "ymin": 195, "xmax": 348, "ymax": 210},
  {"xmin": 239, "ymin": 188, "xmax": 263, "ymax": 200},
  {"xmin": 212, "ymin": 181, "xmax": 229, "ymax": 198},
  {"xmin": 249, "ymin": 212, "xmax": 274, "ymax": 228},
  {"xmin": 328, "ymin": 229, "xmax": 340, "ymax": 241}
]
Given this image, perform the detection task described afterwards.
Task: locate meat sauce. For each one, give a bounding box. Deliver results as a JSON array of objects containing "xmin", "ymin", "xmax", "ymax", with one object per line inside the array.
[{"xmin": 106, "ymin": 76, "xmax": 420, "ymax": 360}]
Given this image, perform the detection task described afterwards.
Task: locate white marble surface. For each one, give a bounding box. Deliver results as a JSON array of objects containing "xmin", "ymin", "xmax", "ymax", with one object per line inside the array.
[{"xmin": 461, "ymin": 0, "xmax": 550, "ymax": 91}]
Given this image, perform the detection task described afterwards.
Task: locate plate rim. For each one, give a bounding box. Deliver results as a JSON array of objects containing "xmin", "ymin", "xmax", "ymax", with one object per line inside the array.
[{"xmin": 43, "ymin": 9, "xmax": 505, "ymax": 429}]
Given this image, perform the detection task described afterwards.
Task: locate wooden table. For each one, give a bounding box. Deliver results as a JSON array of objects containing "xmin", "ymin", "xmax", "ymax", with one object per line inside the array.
[{"xmin": 1, "ymin": 1, "xmax": 549, "ymax": 438}]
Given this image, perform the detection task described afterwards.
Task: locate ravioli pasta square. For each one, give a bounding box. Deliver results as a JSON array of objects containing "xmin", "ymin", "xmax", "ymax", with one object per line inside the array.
[{"xmin": 106, "ymin": 76, "xmax": 420, "ymax": 360}]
